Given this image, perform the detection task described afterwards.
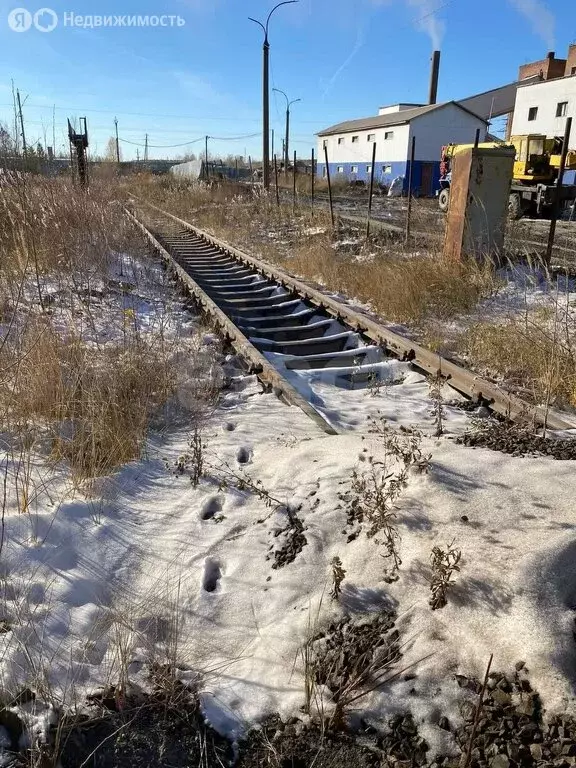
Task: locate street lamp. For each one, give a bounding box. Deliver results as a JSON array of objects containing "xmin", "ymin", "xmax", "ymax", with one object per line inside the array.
[
  {"xmin": 273, "ymin": 88, "xmax": 301, "ymax": 173},
  {"xmin": 249, "ymin": 1, "xmax": 298, "ymax": 190}
]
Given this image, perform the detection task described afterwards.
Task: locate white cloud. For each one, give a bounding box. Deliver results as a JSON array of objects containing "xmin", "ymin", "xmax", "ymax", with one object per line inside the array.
[{"xmin": 507, "ymin": 0, "xmax": 555, "ymax": 50}]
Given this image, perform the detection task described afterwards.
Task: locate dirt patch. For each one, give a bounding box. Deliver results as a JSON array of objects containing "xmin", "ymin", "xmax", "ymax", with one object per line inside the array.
[{"xmin": 237, "ymin": 716, "xmax": 380, "ymax": 768}]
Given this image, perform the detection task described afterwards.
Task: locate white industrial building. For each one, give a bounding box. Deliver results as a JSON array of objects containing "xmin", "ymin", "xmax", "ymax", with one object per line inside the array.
[
  {"xmin": 316, "ymin": 101, "xmax": 488, "ymax": 195},
  {"xmin": 509, "ymin": 70, "xmax": 576, "ymax": 184},
  {"xmin": 511, "ymin": 75, "xmax": 576, "ymax": 137}
]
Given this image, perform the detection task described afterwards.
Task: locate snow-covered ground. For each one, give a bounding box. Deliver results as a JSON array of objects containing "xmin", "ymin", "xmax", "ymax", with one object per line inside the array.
[{"xmin": 1, "ymin": 245, "xmax": 576, "ymax": 760}]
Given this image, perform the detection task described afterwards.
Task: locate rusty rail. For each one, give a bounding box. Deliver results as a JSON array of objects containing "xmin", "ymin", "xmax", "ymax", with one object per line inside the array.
[
  {"xmin": 129, "ymin": 199, "xmax": 576, "ymax": 433},
  {"xmin": 126, "ymin": 208, "xmax": 339, "ymax": 436}
]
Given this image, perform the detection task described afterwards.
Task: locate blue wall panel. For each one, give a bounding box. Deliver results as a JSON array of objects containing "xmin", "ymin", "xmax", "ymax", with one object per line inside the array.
[{"xmin": 316, "ymin": 160, "xmax": 441, "ymax": 196}]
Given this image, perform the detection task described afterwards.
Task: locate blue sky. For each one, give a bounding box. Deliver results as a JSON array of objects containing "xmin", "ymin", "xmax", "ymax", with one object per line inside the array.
[{"xmin": 0, "ymin": 0, "xmax": 572, "ymax": 160}]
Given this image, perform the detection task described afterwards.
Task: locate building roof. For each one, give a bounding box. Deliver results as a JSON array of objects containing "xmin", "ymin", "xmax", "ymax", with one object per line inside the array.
[
  {"xmin": 456, "ymin": 76, "xmax": 542, "ymax": 119},
  {"xmin": 317, "ymin": 101, "xmax": 487, "ymax": 137},
  {"xmin": 516, "ymin": 71, "xmax": 576, "ymax": 89}
]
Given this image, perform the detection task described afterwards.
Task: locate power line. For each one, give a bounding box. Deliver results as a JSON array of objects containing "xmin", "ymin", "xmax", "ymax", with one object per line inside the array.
[
  {"xmin": 118, "ymin": 131, "xmax": 262, "ymax": 148},
  {"xmin": 209, "ymin": 132, "xmax": 261, "ymax": 141},
  {"xmin": 119, "ymin": 136, "xmax": 205, "ymax": 148}
]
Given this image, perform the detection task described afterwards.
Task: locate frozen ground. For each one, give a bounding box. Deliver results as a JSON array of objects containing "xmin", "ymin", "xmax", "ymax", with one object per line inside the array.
[{"xmin": 1, "ymin": 246, "xmax": 576, "ymax": 760}]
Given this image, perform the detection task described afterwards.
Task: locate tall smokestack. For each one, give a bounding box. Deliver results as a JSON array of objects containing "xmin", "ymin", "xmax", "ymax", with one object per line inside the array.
[{"xmin": 428, "ymin": 50, "xmax": 441, "ymax": 105}]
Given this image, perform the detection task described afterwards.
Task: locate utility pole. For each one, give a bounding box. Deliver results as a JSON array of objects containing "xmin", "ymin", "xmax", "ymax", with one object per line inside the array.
[
  {"xmin": 271, "ymin": 128, "xmax": 274, "ymax": 163},
  {"xmin": 249, "ymin": 1, "xmax": 298, "ymax": 191},
  {"xmin": 205, "ymin": 135, "xmax": 209, "ymax": 179},
  {"xmin": 11, "ymin": 80, "xmax": 20, "ymax": 155},
  {"xmin": 136, "ymin": 148, "xmax": 140, "ymax": 162},
  {"xmin": 273, "ymin": 88, "xmax": 301, "ymax": 175},
  {"xmin": 143, "ymin": 134, "xmax": 149, "ymax": 162},
  {"xmin": 16, "ymin": 89, "xmax": 27, "ymax": 157},
  {"xmin": 114, "ymin": 117, "xmax": 120, "ymax": 164}
]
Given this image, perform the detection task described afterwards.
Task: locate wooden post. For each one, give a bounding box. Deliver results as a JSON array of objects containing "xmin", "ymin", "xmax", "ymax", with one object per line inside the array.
[
  {"xmin": 405, "ymin": 136, "xmax": 416, "ymax": 244},
  {"xmin": 293, "ymin": 150, "xmax": 297, "ymax": 214},
  {"xmin": 546, "ymin": 116, "xmax": 572, "ymax": 267},
  {"xmin": 274, "ymin": 154, "xmax": 280, "ymax": 207},
  {"xmin": 474, "ymin": 128, "xmax": 481, "ymax": 148},
  {"xmin": 366, "ymin": 141, "xmax": 377, "ymax": 240},
  {"xmin": 324, "ymin": 144, "xmax": 334, "ymax": 228},
  {"xmin": 311, "ymin": 148, "xmax": 315, "ymax": 215}
]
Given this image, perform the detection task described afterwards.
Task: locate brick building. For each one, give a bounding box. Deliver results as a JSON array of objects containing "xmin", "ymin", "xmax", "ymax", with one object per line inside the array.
[{"xmin": 518, "ymin": 46, "xmax": 576, "ymax": 82}]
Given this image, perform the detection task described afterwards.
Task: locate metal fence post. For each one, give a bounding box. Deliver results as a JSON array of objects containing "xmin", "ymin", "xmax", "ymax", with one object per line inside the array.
[
  {"xmin": 324, "ymin": 144, "xmax": 334, "ymax": 228},
  {"xmin": 546, "ymin": 116, "xmax": 572, "ymax": 267},
  {"xmin": 293, "ymin": 150, "xmax": 297, "ymax": 214},
  {"xmin": 311, "ymin": 147, "xmax": 315, "ymax": 215},
  {"xmin": 274, "ymin": 154, "xmax": 280, "ymax": 207},
  {"xmin": 366, "ymin": 141, "xmax": 377, "ymax": 240},
  {"xmin": 405, "ymin": 136, "xmax": 416, "ymax": 244}
]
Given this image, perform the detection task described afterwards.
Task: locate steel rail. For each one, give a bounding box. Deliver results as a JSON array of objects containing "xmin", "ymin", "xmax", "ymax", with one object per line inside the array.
[
  {"xmin": 125, "ymin": 208, "xmax": 339, "ymax": 436},
  {"xmin": 130, "ymin": 199, "xmax": 576, "ymax": 432},
  {"xmin": 281, "ymin": 189, "xmax": 576, "ymax": 258}
]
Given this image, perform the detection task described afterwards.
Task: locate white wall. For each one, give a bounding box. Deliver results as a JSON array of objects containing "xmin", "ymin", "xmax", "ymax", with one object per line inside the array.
[
  {"xmin": 378, "ymin": 103, "xmax": 422, "ymax": 116},
  {"xmin": 511, "ymin": 77, "xmax": 576, "ymax": 140},
  {"xmin": 318, "ymin": 124, "xmax": 410, "ymax": 166},
  {"xmin": 317, "ymin": 105, "xmax": 487, "ymax": 167},
  {"xmin": 409, "ymin": 104, "xmax": 488, "ymax": 161}
]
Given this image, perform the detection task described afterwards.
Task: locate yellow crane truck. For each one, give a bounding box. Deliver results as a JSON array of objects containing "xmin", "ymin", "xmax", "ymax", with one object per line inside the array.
[{"xmin": 437, "ymin": 135, "xmax": 576, "ymax": 219}]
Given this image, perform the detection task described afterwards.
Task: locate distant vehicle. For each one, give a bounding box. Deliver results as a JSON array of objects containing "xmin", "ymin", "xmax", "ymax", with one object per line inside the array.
[{"xmin": 437, "ymin": 135, "xmax": 576, "ymax": 219}]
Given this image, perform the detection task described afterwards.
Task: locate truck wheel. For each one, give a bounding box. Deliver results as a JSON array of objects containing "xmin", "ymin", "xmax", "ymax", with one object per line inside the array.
[
  {"xmin": 508, "ymin": 193, "xmax": 522, "ymax": 220},
  {"xmin": 438, "ymin": 188, "xmax": 450, "ymax": 212}
]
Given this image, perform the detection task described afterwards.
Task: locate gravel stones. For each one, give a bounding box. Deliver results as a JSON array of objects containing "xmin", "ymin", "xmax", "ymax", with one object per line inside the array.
[{"xmin": 457, "ymin": 421, "xmax": 576, "ymax": 460}]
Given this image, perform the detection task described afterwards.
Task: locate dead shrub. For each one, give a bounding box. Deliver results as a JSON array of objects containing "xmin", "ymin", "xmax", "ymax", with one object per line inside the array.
[
  {"xmin": 287, "ymin": 241, "xmax": 499, "ymax": 326},
  {"xmin": 54, "ymin": 344, "xmax": 175, "ymax": 479},
  {"xmin": 458, "ymin": 312, "xmax": 576, "ymax": 408},
  {"xmin": 0, "ymin": 322, "xmax": 177, "ymax": 479},
  {"xmin": 0, "ymin": 174, "xmax": 135, "ymax": 288}
]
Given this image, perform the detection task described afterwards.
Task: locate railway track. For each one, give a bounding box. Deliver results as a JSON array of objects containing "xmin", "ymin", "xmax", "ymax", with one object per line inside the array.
[
  {"xmin": 282, "ymin": 190, "xmax": 576, "ymax": 260},
  {"xmin": 128, "ymin": 200, "xmax": 576, "ymax": 434}
]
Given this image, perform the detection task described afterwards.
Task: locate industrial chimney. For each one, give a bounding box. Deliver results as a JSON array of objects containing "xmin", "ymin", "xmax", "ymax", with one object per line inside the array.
[{"xmin": 428, "ymin": 50, "xmax": 441, "ymax": 105}]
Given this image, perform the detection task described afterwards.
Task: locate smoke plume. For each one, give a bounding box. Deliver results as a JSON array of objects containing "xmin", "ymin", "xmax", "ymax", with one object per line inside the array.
[
  {"xmin": 406, "ymin": 0, "xmax": 445, "ymax": 49},
  {"xmin": 507, "ymin": 0, "xmax": 555, "ymax": 50},
  {"xmin": 370, "ymin": 0, "xmax": 445, "ymax": 49}
]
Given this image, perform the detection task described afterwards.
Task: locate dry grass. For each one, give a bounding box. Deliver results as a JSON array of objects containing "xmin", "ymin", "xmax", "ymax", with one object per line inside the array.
[
  {"xmin": 131, "ymin": 176, "xmax": 498, "ymax": 328},
  {"xmin": 458, "ymin": 309, "xmax": 576, "ymax": 408},
  {"xmin": 286, "ymin": 240, "xmax": 499, "ymax": 326},
  {"xmin": 132, "ymin": 177, "xmax": 576, "ymax": 408},
  {"xmin": 0, "ymin": 173, "xmax": 221, "ymax": 483},
  {"xmin": 0, "ymin": 173, "xmax": 133, "ymax": 287}
]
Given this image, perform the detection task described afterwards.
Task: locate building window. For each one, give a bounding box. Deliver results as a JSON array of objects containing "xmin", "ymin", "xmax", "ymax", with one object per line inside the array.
[
  {"xmin": 384, "ymin": 165, "xmax": 392, "ymax": 174},
  {"xmin": 352, "ymin": 135, "xmax": 359, "ymax": 143},
  {"xmin": 528, "ymin": 106, "xmax": 538, "ymax": 121},
  {"xmin": 338, "ymin": 137, "xmax": 345, "ymax": 145},
  {"xmin": 557, "ymin": 101, "xmax": 568, "ymax": 117},
  {"xmin": 384, "ymin": 131, "xmax": 394, "ymax": 140},
  {"xmin": 351, "ymin": 165, "xmax": 358, "ymax": 173},
  {"xmin": 366, "ymin": 165, "xmax": 372, "ymax": 173},
  {"xmin": 367, "ymin": 134, "xmax": 376, "ymax": 142},
  {"xmin": 337, "ymin": 166, "xmax": 344, "ymax": 173},
  {"xmin": 322, "ymin": 139, "xmax": 327, "ymax": 148}
]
